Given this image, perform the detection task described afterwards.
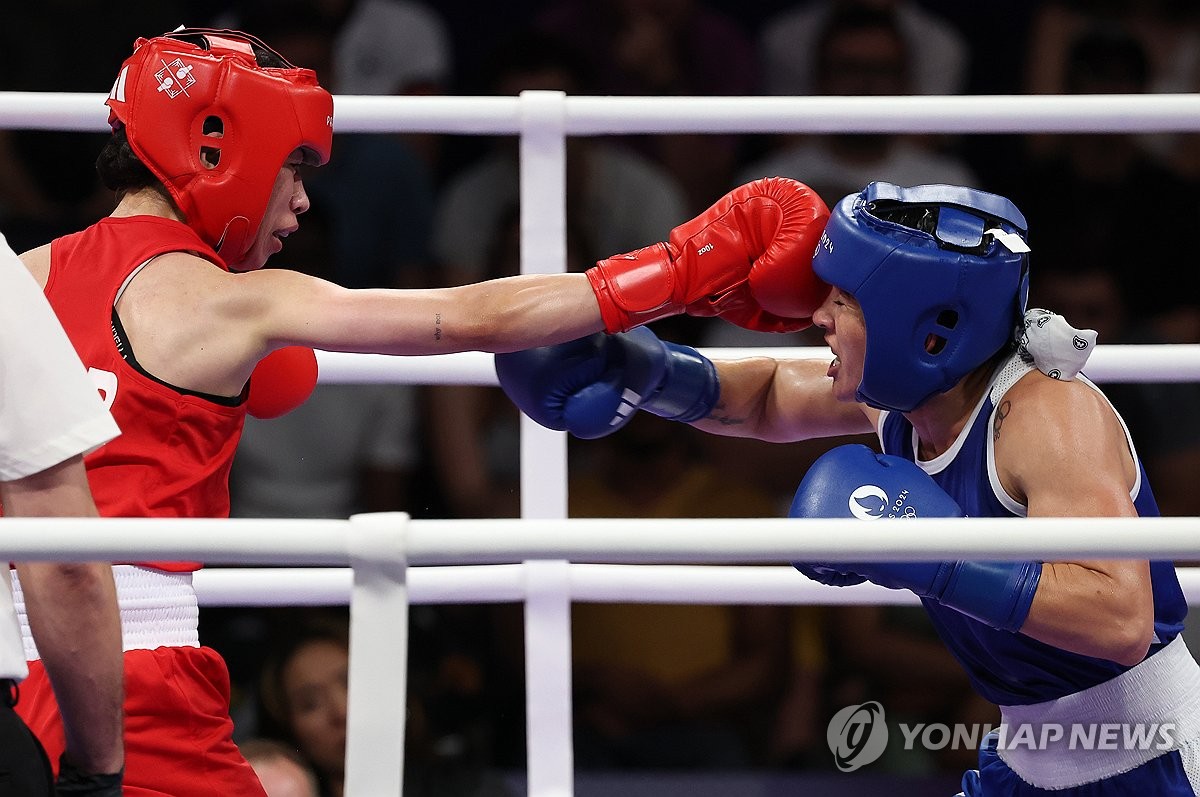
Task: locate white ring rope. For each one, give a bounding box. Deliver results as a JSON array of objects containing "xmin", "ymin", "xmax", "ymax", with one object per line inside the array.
[
  {"xmin": 6, "ymin": 92, "xmax": 1200, "ymax": 134},
  {"xmin": 314, "ymin": 345, "xmax": 1200, "ymax": 385},
  {"xmin": 5, "ymin": 89, "xmax": 1199, "ymax": 796},
  {"xmin": 192, "ymin": 565, "xmax": 1200, "ymax": 608},
  {"xmin": 3, "ymin": 515, "xmax": 1200, "ymax": 563}
]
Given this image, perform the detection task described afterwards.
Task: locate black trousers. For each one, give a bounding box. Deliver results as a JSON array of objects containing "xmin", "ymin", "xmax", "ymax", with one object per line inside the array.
[{"xmin": 0, "ymin": 679, "xmax": 53, "ymax": 796}]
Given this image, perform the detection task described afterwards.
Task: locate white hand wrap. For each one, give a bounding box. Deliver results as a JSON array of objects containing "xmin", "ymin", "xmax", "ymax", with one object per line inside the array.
[{"xmin": 1017, "ymin": 309, "xmax": 1097, "ymax": 382}]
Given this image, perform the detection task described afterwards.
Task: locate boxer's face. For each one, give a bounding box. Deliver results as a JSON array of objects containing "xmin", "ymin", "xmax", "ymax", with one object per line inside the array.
[
  {"xmin": 813, "ymin": 286, "xmax": 866, "ymax": 403},
  {"xmin": 231, "ymin": 149, "xmax": 311, "ymax": 271}
]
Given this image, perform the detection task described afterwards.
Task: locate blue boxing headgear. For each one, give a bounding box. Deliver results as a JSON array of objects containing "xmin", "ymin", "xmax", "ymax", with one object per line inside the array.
[{"xmin": 813, "ymin": 182, "xmax": 1030, "ymax": 412}]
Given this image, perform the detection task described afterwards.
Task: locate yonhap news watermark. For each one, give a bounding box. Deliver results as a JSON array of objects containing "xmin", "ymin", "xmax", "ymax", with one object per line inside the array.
[{"xmin": 826, "ymin": 701, "xmax": 1178, "ymax": 772}]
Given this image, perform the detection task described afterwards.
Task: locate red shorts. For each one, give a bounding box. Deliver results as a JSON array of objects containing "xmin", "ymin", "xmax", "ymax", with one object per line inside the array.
[{"xmin": 16, "ymin": 646, "xmax": 265, "ymax": 797}]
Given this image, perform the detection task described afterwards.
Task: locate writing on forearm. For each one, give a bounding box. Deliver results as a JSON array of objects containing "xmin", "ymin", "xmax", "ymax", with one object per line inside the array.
[{"xmin": 709, "ymin": 402, "xmax": 746, "ymax": 427}]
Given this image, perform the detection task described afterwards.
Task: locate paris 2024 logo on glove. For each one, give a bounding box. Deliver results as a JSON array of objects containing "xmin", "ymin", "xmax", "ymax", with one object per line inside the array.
[{"xmin": 848, "ymin": 484, "xmax": 917, "ymax": 520}]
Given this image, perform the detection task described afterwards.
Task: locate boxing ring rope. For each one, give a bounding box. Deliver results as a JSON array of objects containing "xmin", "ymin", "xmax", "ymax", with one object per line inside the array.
[
  {"xmin": 3, "ymin": 90, "xmax": 1200, "ymax": 796},
  {"xmin": 191, "ymin": 564, "xmax": 1200, "ymax": 608},
  {"xmin": 3, "ymin": 515, "xmax": 1200, "ymax": 797},
  {"xmin": 311, "ymin": 345, "xmax": 1200, "ymax": 386},
  {"xmin": 7, "ymin": 92, "xmax": 1200, "ymax": 133}
]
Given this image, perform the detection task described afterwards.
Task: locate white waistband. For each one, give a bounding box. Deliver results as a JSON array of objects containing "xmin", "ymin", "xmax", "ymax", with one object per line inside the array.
[
  {"xmin": 11, "ymin": 564, "xmax": 200, "ymax": 661},
  {"xmin": 997, "ymin": 636, "xmax": 1200, "ymax": 789}
]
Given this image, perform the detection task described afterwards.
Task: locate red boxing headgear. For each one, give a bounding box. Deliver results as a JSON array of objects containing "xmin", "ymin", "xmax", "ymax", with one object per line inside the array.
[{"xmin": 106, "ymin": 28, "xmax": 333, "ymax": 262}]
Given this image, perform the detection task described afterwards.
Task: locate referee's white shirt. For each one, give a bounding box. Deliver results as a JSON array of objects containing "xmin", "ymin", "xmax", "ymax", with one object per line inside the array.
[{"xmin": 0, "ymin": 231, "xmax": 120, "ymax": 680}]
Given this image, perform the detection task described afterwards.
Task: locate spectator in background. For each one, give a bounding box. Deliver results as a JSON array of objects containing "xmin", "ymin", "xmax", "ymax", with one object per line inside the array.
[
  {"xmin": 1022, "ymin": 0, "xmax": 1200, "ymax": 172},
  {"xmin": 737, "ymin": 3, "xmax": 978, "ymax": 207},
  {"xmin": 242, "ymin": 737, "xmax": 321, "ymax": 797},
  {"xmin": 1024, "ymin": 0, "xmax": 1200, "ymax": 97},
  {"xmin": 1001, "ymin": 25, "xmax": 1199, "ymax": 343},
  {"xmin": 331, "ymin": 0, "xmax": 453, "ymax": 190},
  {"xmin": 259, "ymin": 615, "xmax": 350, "ymax": 797},
  {"xmin": 258, "ymin": 610, "xmax": 510, "ymax": 797},
  {"xmin": 759, "ymin": 0, "xmax": 968, "ymax": 97},
  {"xmin": 332, "ymin": 0, "xmax": 451, "ymax": 97},
  {"xmin": 429, "ymin": 28, "xmax": 688, "ymax": 288},
  {"xmin": 535, "ymin": 0, "xmax": 758, "ymax": 216},
  {"xmin": 568, "ymin": 414, "xmax": 793, "ymax": 770}
]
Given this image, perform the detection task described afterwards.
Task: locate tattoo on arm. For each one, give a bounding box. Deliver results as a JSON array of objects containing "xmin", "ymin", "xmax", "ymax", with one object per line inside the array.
[
  {"xmin": 993, "ymin": 400, "xmax": 1011, "ymax": 441},
  {"xmin": 710, "ymin": 401, "xmax": 746, "ymax": 427},
  {"xmin": 434, "ymin": 313, "xmax": 442, "ymax": 341}
]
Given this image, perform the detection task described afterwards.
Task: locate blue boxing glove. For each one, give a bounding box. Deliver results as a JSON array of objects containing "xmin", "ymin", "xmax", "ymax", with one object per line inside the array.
[
  {"xmin": 790, "ymin": 443, "xmax": 963, "ymax": 587},
  {"xmin": 789, "ymin": 444, "xmax": 1041, "ymax": 633},
  {"xmin": 495, "ymin": 327, "xmax": 719, "ymax": 439}
]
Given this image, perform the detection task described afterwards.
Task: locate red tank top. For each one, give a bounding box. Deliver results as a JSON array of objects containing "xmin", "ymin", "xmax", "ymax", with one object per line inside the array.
[{"xmin": 45, "ymin": 216, "xmax": 246, "ymax": 571}]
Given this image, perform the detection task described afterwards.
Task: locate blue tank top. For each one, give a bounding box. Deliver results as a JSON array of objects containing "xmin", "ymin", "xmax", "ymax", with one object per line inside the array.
[{"xmin": 878, "ymin": 357, "xmax": 1186, "ymax": 706}]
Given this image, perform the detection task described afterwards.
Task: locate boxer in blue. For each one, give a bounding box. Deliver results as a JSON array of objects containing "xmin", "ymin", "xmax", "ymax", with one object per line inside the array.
[{"xmin": 495, "ymin": 182, "xmax": 1199, "ymax": 794}]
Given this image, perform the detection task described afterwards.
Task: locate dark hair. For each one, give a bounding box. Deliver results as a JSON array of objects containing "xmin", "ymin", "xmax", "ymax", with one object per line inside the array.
[{"xmin": 95, "ymin": 126, "xmax": 158, "ymax": 195}]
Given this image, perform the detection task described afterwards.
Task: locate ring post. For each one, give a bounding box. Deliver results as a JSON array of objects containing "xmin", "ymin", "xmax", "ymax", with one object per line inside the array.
[
  {"xmin": 344, "ymin": 511, "xmax": 410, "ymax": 795},
  {"xmin": 519, "ymin": 89, "xmax": 576, "ymax": 796},
  {"xmin": 524, "ymin": 558, "xmax": 575, "ymax": 796},
  {"xmin": 518, "ymin": 88, "xmax": 569, "ymax": 520}
]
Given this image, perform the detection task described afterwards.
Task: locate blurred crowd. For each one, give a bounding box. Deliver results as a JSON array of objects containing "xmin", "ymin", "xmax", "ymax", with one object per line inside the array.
[{"xmin": 5, "ymin": 1, "xmax": 1200, "ymax": 793}]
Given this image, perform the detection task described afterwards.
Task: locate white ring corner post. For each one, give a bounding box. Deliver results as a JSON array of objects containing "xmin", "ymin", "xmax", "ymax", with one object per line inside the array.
[
  {"xmin": 344, "ymin": 511, "xmax": 411, "ymax": 795},
  {"xmin": 519, "ymin": 89, "xmax": 575, "ymax": 797}
]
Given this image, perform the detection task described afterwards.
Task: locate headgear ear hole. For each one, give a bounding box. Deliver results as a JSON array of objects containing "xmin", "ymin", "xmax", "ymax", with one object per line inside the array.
[
  {"xmin": 926, "ymin": 334, "xmax": 947, "ymax": 355},
  {"xmin": 200, "ymin": 116, "xmax": 223, "ymax": 168},
  {"xmin": 936, "ymin": 309, "xmax": 959, "ymax": 330}
]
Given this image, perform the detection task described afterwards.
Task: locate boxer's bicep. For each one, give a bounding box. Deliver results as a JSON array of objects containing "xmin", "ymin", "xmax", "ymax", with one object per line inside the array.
[{"xmin": 995, "ymin": 377, "xmax": 1136, "ymax": 517}]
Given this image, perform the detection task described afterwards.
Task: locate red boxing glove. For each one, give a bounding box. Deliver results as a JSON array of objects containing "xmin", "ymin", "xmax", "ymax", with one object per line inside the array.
[
  {"xmin": 246, "ymin": 346, "xmax": 318, "ymax": 419},
  {"xmin": 585, "ymin": 177, "xmax": 831, "ymax": 333}
]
